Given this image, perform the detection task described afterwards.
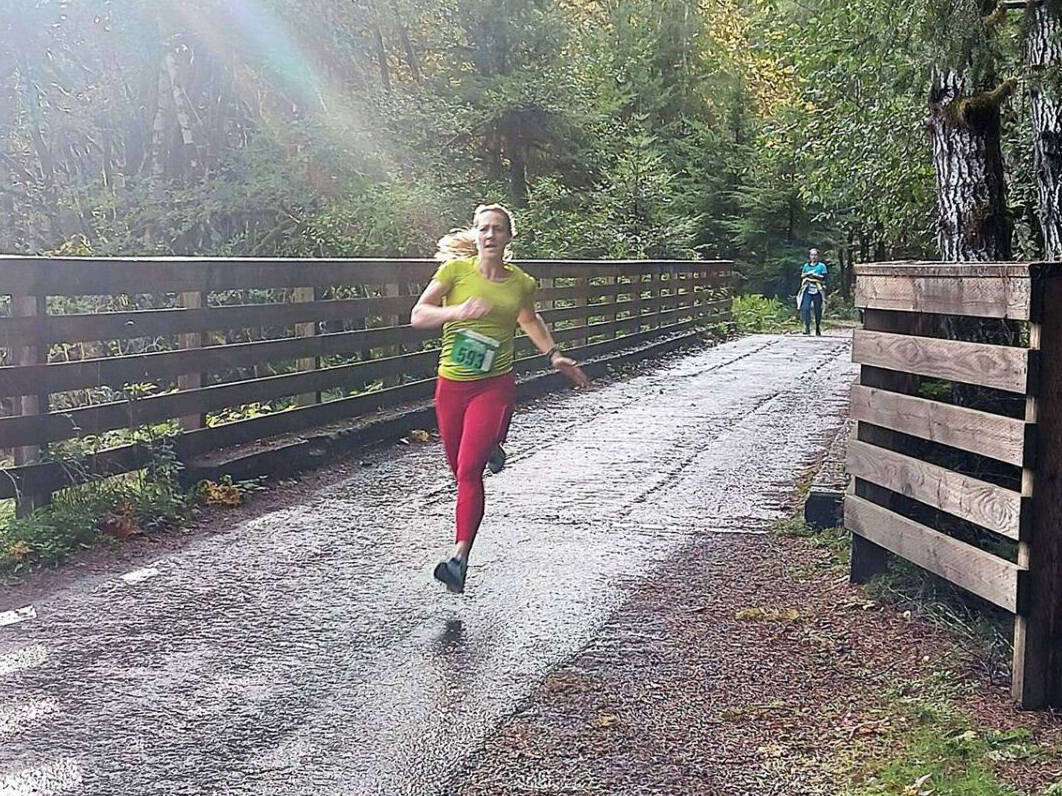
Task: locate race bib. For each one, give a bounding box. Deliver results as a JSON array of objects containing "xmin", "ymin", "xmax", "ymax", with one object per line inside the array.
[{"xmin": 450, "ymin": 329, "xmax": 501, "ymax": 373}]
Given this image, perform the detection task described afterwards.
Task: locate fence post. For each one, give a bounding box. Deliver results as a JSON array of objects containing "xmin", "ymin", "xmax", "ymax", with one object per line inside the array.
[
  {"xmin": 12, "ymin": 295, "xmax": 49, "ymax": 516},
  {"xmin": 1012, "ymin": 268, "xmax": 1062, "ymax": 708},
  {"xmin": 382, "ymin": 282, "xmax": 402, "ymax": 387},
  {"xmin": 178, "ymin": 291, "xmax": 206, "ymax": 430},
  {"xmin": 537, "ymin": 275, "xmax": 553, "ymax": 353},
  {"xmin": 636, "ymin": 269, "xmax": 653, "ymax": 332},
  {"xmin": 603, "ymin": 272, "xmax": 617, "ymax": 339},
  {"xmin": 574, "ymin": 272, "xmax": 588, "ymax": 348},
  {"xmin": 293, "ymin": 286, "xmax": 320, "ymax": 406},
  {"xmin": 848, "ymin": 305, "xmax": 908, "ymax": 583}
]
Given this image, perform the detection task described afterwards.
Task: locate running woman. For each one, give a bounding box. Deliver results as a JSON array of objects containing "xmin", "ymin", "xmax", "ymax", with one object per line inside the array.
[{"xmin": 410, "ymin": 204, "xmax": 589, "ymax": 593}]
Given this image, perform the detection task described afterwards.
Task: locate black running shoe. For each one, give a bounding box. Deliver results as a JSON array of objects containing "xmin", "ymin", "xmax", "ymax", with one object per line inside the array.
[
  {"xmin": 433, "ymin": 557, "xmax": 467, "ymax": 593},
  {"xmin": 486, "ymin": 443, "xmax": 507, "ymax": 474}
]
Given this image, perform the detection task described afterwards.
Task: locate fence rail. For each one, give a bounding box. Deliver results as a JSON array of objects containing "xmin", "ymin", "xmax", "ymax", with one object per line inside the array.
[
  {"xmin": 1, "ymin": 256, "xmax": 732, "ymax": 511},
  {"xmin": 847, "ymin": 261, "xmax": 1062, "ymax": 709}
]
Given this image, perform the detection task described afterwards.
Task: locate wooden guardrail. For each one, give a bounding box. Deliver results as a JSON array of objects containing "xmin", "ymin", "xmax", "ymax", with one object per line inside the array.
[
  {"xmin": 848, "ymin": 262, "xmax": 1062, "ymax": 709},
  {"xmin": 0, "ymin": 257, "xmax": 732, "ymax": 514}
]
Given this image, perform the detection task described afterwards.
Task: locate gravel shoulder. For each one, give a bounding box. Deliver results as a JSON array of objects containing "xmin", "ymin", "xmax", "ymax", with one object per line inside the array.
[{"xmin": 452, "ymin": 508, "xmax": 1062, "ymax": 796}]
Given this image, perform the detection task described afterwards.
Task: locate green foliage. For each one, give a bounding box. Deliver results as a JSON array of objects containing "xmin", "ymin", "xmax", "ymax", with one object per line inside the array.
[
  {"xmin": 773, "ymin": 516, "xmax": 852, "ymax": 567},
  {"xmin": 732, "ymin": 294, "xmax": 799, "ymax": 334},
  {"xmin": 0, "ymin": 0, "xmax": 1055, "ymax": 290},
  {"xmin": 0, "ymin": 436, "xmax": 191, "ymax": 573},
  {"xmin": 846, "ymin": 699, "xmax": 1026, "ymax": 795}
]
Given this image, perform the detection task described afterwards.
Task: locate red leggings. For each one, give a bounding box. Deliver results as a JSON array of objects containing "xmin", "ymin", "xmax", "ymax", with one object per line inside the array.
[{"xmin": 434, "ymin": 373, "xmax": 516, "ymax": 545}]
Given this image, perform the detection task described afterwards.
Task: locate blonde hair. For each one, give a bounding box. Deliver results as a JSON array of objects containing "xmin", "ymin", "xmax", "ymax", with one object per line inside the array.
[{"xmin": 434, "ymin": 204, "xmax": 517, "ymax": 262}]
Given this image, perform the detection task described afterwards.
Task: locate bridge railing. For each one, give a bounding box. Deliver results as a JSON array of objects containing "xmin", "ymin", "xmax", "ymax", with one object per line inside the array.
[
  {"xmin": 0, "ymin": 257, "xmax": 732, "ymax": 514},
  {"xmin": 848, "ymin": 261, "xmax": 1062, "ymax": 709}
]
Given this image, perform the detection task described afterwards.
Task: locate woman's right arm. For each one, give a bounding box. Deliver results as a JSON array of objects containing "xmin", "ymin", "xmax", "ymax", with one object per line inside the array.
[
  {"xmin": 410, "ymin": 280, "xmax": 490, "ymax": 329},
  {"xmin": 410, "ymin": 280, "xmax": 454, "ymax": 329}
]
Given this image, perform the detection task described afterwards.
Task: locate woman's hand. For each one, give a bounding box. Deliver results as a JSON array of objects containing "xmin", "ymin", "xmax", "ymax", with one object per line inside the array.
[
  {"xmin": 453, "ymin": 297, "xmax": 492, "ymax": 320},
  {"xmin": 551, "ymin": 353, "xmax": 589, "ymax": 387}
]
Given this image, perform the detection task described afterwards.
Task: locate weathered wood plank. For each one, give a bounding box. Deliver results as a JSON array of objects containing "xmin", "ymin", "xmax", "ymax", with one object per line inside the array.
[
  {"xmin": 0, "ymin": 294, "xmax": 729, "ymax": 398},
  {"xmin": 845, "ymin": 495, "xmax": 1021, "ymax": 612},
  {"xmin": 526, "ymin": 260, "xmax": 729, "ymax": 280},
  {"xmin": 0, "ymin": 280, "xmax": 715, "ymax": 349},
  {"xmin": 11, "ymin": 295, "xmax": 49, "ymax": 515},
  {"xmin": 847, "ymin": 439, "xmax": 1022, "ymax": 539},
  {"xmin": 177, "ymin": 291, "xmax": 206, "ymax": 430},
  {"xmin": 854, "ymin": 262, "xmax": 1041, "ymax": 279},
  {"xmin": 0, "ymin": 257, "xmax": 437, "ymax": 294},
  {"xmin": 1012, "ymin": 270, "xmax": 1062, "ymax": 708},
  {"xmin": 0, "ymin": 256, "xmax": 729, "ymax": 296},
  {"xmin": 0, "ymin": 350, "xmax": 442, "ymax": 447},
  {"xmin": 0, "ymin": 296, "xmax": 420, "ymax": 347},
  {"xmin": 852, "ymin": 330, "xmax": 1032, "ymax": 394},
  {"xmin": 0, "ymin": 311, "xmax": 721, "ymax": 498},
  {"xmin": 855, "ymin": 274, "xmax": 1031, "ymax": 320},
  {"xmin": 0, "ymin": 326, "xmax": 439, "ymax": 396},
  {"xmin": 0, "ymin": 445, "xmax": 147, "ymax": 501},
  {"xmin": 516, "ymin": 299, "xmax": 728, "ymax": 354},
  {"xmin": 849, "ymin": 384, "xmax": 1029, "ymax": 467}
]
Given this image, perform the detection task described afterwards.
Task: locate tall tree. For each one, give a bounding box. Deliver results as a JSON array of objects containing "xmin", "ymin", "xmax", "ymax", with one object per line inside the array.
[
  {"xmin": 927, "ymin": 0, "xmax": 1014, "ymax": 261},
  {"xmin": 1027, "ymin": 0, "xmax": 1062, "ymax": 259}
]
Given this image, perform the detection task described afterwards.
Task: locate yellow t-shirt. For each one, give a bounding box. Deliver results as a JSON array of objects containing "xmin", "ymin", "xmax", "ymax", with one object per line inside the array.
[{"xmin": 433, "ymin": 258, "xmax": 537, "ymax": 381}]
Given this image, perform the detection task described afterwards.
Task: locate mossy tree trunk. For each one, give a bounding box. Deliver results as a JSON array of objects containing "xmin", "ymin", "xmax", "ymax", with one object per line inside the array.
[
  {"xmin": 928, "ymin": 68, "xmax": 1014, "ymax": 261},
  {"xmin": 1029, "ymin": 1, "xmax": 1062, "ymax": 260}
]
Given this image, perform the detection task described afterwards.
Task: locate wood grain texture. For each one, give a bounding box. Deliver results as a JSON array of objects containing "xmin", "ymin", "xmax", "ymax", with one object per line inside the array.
[
  {"xmin": 847, "ymin": 439, "xmax": 1022, "ymax": 539},
  {"xmin": 855, "ymin": 273, "xmax": 1031, "ymax": 320},
  {"xmin": 0, "ymin": 256, "xmax": 731, "ymax": 295},
  {"xmin": 845, "ymin": 495, "xmax": 1020, "ymax": 612},
  {"xmin": 849, "ymin": 384, "xmax": 1029, "ymax": 467},
  {"xmin": 852, "ymin": 330, "xmax": 1031, "ymax": 394}
]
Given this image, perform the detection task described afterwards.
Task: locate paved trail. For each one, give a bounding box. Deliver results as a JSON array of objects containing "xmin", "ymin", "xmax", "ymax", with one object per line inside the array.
[{"xmin": 0, "ymin": 334, "xmax": 855, "ymax": 796}]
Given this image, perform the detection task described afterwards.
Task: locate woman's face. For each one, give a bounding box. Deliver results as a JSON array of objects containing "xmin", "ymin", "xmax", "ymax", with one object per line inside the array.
[{"xmin": 475, "ymin": 210, "xmax": 512, "ymax": 256}]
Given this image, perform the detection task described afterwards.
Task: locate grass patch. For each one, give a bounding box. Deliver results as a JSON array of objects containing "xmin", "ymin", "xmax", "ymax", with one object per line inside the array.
[
  {"xmin": 733, "ymin": 294, "xmax": 800, "ymax": 333},
  {"xmin": 0, "ymin": 435, "xmax": 266, "ymax": 575},
  {"xmin": 863, "ymin": 561, "xmax": 1013, "ymax": 683},
  {"xmin": 773, "ymin": 515, "xmax": 851, "ymax": 568},
  {"xmin": 0, "ymin": 438, "xmax": 192, "ymax": 574},
  {"xmin": 774, "ymin": 512, "xmax": 1010, "ymax": 674},
  {"xmin": 838, "ymin": 671, "xmax": 1047, "ymax": 795}
]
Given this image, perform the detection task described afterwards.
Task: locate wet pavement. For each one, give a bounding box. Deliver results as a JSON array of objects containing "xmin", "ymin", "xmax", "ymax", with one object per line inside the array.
[{"xmin": 0, "ymin": 333, "xmax": 856, "ymax": 796}]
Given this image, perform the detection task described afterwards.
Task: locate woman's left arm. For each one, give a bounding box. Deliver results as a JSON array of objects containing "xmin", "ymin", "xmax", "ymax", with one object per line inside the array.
[{"xmin": 517, "ymin": 304, "xmax": 590, "ymax": 387}]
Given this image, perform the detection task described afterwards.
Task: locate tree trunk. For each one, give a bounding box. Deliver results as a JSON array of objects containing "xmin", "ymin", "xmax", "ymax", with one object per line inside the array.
[
  {"xmin": 389, "ymin": 0, "xmax": 420, "ymax": 83},
  {"xmin": 366, "ymin": 0, "xmax": 391, "ymax": 93},
  {"xmin": 149, "ymin": 60, "xmax": 173, "ymax": 182},
  {"xmin": 509, "ymin": 140, "xmax": 528, "ymax": 206},
  {"xmin": 928, "ymin": 68, "xmax": 1014, "ymax": 261},
  {"xmin": 1028, "ymin": 1, "xmax": 1062, "ymax": 260}
]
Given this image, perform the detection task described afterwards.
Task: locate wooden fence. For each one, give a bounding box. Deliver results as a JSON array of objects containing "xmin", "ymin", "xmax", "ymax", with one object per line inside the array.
[
  {"xmin": 0, "ymin": 257, "xmax": 732, "ymax": 514},
  {"xmin": 847, "ymin": 262, "xmax": 1062, "ymax": 709}
]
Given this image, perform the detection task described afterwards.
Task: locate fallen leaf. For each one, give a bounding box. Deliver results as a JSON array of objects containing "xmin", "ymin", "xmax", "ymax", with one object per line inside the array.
[
  {"xmin": 409, "ymin": 429, "xmax": 431, "ymax": 443},
  {"xmin": 735, "ymin": 607, "xmax": 766, "ymax": 621},
  {"xmin": 100, "ymin": 506, "xmax": 139, "ymax": 539},
  {"xmin": 593, "ymin": 712, "xmax": 620, "ymax": 728}
]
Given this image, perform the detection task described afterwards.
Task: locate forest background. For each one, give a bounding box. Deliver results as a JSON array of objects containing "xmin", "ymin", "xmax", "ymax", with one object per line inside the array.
[{"xmin": 2, "ymin": 0, "xmax": 1058, "ymax": 297}]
